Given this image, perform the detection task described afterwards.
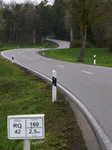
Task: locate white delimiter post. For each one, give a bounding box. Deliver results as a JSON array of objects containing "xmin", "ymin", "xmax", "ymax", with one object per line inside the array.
[
  {"xmin": 94, "ymin": 55, "xmax": 96, "ymax": 65},
  {"xmin": 12, "ymin": 55, "xmax": 14, "ymax": 63},
  {"xmin": 52, "ymin": 70, "xmax": 57, "ymax": 102},
  {"xmin": 24, "ymin": 139, "xmax": 30, "ymax": 150}
]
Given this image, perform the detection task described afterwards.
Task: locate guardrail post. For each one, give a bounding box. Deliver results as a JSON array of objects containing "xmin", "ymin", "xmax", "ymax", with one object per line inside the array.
[{"xmin": 52, "ymin": 70, "xmax": 57, "ymax": 102}]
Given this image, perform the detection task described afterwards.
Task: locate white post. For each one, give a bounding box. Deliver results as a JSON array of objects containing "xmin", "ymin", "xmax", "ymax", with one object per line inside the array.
[
  {"xmin": 24, "ymin": 139, "xmax": 30, "ymax": 150},
  {"xmin": 43, "ymin": 50, "xmax": 44, "ymax": 55},
  {"xmin": 94, "ymin": 55, "xmax": 96, "ymax": 65},
  {"xmin": 52, "ymin": 70, "xmax": 57, "ymax": 102},
  {"xmin": 12, "ymin": 55, "xmax": 14, "ymax": 63}
]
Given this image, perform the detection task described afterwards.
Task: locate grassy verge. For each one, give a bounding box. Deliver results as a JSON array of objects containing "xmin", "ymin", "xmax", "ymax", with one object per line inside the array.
[
  {"xmin": 0, "ymin": 40, "xmax": 58, "ymax": 51},
  {"xmin": 39, "ymin": 48, "xmax": 112, "ymax": 67},
  {"xmin": 0, "ymin": 57, "xmax": 87, "ymax": 150}
]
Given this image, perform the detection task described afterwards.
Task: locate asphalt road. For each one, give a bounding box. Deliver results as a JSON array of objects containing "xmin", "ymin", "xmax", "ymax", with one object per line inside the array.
[{"xmin": 1, "ymin": 39, "xmax": 112, "ymax": 150}]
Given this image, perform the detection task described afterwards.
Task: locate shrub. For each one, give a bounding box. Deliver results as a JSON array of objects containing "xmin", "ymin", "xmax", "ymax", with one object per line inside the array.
[
  {"xmin": 109, "ymin": 43, "xmax": 112, "ymax": 52},
  {"xmin": 70, "ymin": 40, "xmax": 92, "ymax": 48},
  {"xmin": 0, "ymin": 43, "xmax": 3, "ymax": 48}
]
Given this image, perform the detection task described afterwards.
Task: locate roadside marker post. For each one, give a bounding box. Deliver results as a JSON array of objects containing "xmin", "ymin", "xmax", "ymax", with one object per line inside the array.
[
  {"xmin": 94, "ymin": 55, "xmax": 96, "ymax": 65},
  {"xmin": 12, "ymin": 55, "xmax": 14, "ymax": 63},
  {"xmin": 43, "ymin": 50, "xmax": 44, "ymax": 55},
  {"xmin": 17, "ymin": 44, "xmax": 19, "ymax": 49},
  {"xmin": 7, "ymin": 114, "xmax": 45, "ymax": 150},
  {"xmin": 52, "ymin": 70, "xmax": 57, "ymax": 102}
]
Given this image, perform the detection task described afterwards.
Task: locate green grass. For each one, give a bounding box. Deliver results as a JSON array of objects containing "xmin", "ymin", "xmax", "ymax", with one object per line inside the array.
[
  {"xmin": 0, "ymin": 57, "xmax": 87, "ymax": 150},
  {"xmin": 39, "ymin": 48, "xmax": 112, "ymax": 67},
  {"xmin": 0, "ymin": 40, "xmax": 58, "ymax": 51}
]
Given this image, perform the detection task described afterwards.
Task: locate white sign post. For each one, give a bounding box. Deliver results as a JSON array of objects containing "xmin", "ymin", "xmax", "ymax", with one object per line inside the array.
[
  {"xmin": 7, "ymin": 114, "xmax": 45, "ymax": 150},
  {"xmin": 52, "ymin": 70, "xmax": 57, "ymax": 102}
]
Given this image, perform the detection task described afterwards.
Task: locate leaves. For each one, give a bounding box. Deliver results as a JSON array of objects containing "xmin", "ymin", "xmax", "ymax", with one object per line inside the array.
[{"xmin": 0, "ymin": 2, "xmax": 52, "ymax": 43}]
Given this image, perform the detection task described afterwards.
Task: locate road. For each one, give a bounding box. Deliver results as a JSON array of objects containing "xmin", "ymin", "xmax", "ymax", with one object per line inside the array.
[{"xmin": 1, "ymin": 39, "xmax": 112, "ymax": 150}]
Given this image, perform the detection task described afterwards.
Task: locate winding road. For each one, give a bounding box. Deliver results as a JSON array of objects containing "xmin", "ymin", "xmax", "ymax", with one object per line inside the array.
[{"xmin": 1, "ymin": 38, "xmax": 112, "ymax": 150}]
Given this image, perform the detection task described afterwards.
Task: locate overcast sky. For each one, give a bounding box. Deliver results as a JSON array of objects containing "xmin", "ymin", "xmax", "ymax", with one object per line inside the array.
[{"xmin": 2, "ymin": 0, "xmax": 54, "ymax": 5}]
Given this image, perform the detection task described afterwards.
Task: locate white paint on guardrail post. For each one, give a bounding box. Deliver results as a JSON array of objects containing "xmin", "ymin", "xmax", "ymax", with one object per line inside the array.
[
  {"xmin": 94, "ymin": 55, "xmax": 96, "ymax": 65},
  {"xmin": 52, "ymin": 70, "xmax": 57, "ymax": 102},
  {"xmin": 7, "ymin": 114, "xmax": 45, "ymax": 150}
]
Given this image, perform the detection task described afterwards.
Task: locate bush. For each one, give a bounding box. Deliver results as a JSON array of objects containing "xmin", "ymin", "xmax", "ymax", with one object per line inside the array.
[
  {"xmin": 70, "ymin": 40, "xmax": 92, "ymax": 48},
  {"xmin": 70, "ymin": 40, "xmax": 82, "ymax": 48},
  {"xmin": 109, "ymin": 43, "xmax": 112, "ymax": 52},
  {"xmin": 0, "ymin": 43, "xmax": 3, "ymax": 48}
]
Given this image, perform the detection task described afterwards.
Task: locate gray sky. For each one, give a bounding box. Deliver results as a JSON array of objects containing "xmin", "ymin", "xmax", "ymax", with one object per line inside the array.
[{"xmin": 3, "ymin": 0, "xmax": 54, "ymax": 5}]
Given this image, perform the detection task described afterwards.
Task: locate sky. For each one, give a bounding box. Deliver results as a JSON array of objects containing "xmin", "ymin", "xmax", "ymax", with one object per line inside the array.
[{"xmin": 2, "ymin": 0, "xmax": 54, "ymax": 5}]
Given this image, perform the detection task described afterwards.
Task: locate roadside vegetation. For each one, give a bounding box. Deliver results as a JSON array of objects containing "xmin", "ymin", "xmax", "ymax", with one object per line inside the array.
[
  {"xmin": 39, "ymin": 47, "xmax": 112, "ymax": 67},
  {"xmin": 0, "ymin": 40, "xmax": 58, "ymax": 51},
  {"xmin": 0, "ymin": 48, "xmax": 87, "ymax": 149}
]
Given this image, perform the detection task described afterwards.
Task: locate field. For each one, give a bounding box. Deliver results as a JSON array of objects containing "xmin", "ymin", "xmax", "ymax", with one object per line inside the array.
[{"xmin": 39, "ymin": 48, "xmax": 112, "ymax": 67}]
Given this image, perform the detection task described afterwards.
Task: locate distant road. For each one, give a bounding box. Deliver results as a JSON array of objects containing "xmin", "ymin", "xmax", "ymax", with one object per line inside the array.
[
  {"xmin": 1, "ymin": 39, "xmax": 112, "ymax": 150},
  {"xmin": 46, "ymin": 36, "xmax": 70, "ymax": 48}
]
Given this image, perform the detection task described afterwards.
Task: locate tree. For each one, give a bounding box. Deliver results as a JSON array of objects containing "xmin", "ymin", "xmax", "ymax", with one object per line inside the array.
[
  {"xmin": 35, "ymin": 1, "xmax": 52, "ymax": 42},
  {"xmin": 51, "ymin": 1, "xmax": 70, "ymax": 40},
  {"xmin": 0, "ymin": 1, "xmax": 52, "ymax": 44},
  {"xmin": 58, "ymin": 0, "xmax": 111, "ymax": 62}
]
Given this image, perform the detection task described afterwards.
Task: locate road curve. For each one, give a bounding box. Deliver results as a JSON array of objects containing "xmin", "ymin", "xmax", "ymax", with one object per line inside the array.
[{"xmin": 1, "ymin": 39, "xmax": 112, "ymax": 150}]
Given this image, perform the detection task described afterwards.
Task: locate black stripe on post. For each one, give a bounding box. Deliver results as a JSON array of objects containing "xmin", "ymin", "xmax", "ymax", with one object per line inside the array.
[
  {"xmin": 52, "ymin": 77, "xmax": 57, "ymax": 86},
  {"xmin": 94, "ymin": 56, "xmax": 96, "ymax": 60}
]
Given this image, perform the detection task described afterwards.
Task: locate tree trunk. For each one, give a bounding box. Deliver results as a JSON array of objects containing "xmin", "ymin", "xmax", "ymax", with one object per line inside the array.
[
  {"xmin": 70, "ymin": 24, "xmax": 73, "ymax": 42},
  {"xmin": 78, "ymin": 28, "xmax": 87, "ymax": 62},
  {"xmin": 33, "ymin": 29, "xmax": 36, "ymax": 44}
]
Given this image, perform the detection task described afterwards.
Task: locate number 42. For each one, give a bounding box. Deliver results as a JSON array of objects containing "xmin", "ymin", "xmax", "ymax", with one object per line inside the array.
[{"xmin": 15, "ymin": 129, "xmax": 21, "ymax": 134}]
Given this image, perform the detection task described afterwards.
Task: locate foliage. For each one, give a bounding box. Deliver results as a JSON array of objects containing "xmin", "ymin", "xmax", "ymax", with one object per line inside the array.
[
  {"xmin": 0, "ymin": 40, "xmax": 58, "ymax": 51},
  {"xmin": 58, "ymin": 0, "xmax": 112, "ymax": 62},
  {"xmin": 51, "ymin": 1, "xmax": 70, "ymax": 40},
  {"xmin": 0, "ymin": 1, "xmax": 52, "ymax": 44},
  {"xmin": 70, "ymin": 40, "xmax": 92, "ymax": 48},
  {"xmin": 0, "ymin": 0, "xmax": 112, "ymax": 53},
  {"xmin": 0, "ymin": 42, "xmax": 3, "ymax": 48}
]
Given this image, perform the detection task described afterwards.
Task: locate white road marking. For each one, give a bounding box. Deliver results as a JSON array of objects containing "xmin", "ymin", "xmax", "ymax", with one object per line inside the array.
[
  {"xmin": 29, "ymin": 58, "xmax": 33, "ymax": 60},
  {"xmin": 22, "ymin": 55, "xmax": 25, "ymax": 57},
  {"xmin": 82, "ymin": 70, "xmax": 93, "ymax": 75},
  {"xmin": 57, "ymin": 65, "xmax": 65, "ymax": 68},
  {"xmin": 40, "ymin": 61, "xmax": 46, "ymax": 63}
]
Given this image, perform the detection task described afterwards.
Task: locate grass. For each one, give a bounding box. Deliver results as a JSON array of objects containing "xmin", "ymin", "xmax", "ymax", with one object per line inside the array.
[
  {"xmin": 0, "ymin": 57, "xmax": 87, "ymax": 150},
  {"xmin": 0, "ymin": 40, "xmax": 58, "ymax": 51},
  {"xmin": 39, "ymin": 48, "xmax": 112, "ymax": 67}
]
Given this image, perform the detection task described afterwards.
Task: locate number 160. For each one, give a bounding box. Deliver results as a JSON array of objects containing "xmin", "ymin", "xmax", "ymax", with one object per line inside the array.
[{"xmin": 30, "ymin": 122, "xmax": 39, "ymax": 127}]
